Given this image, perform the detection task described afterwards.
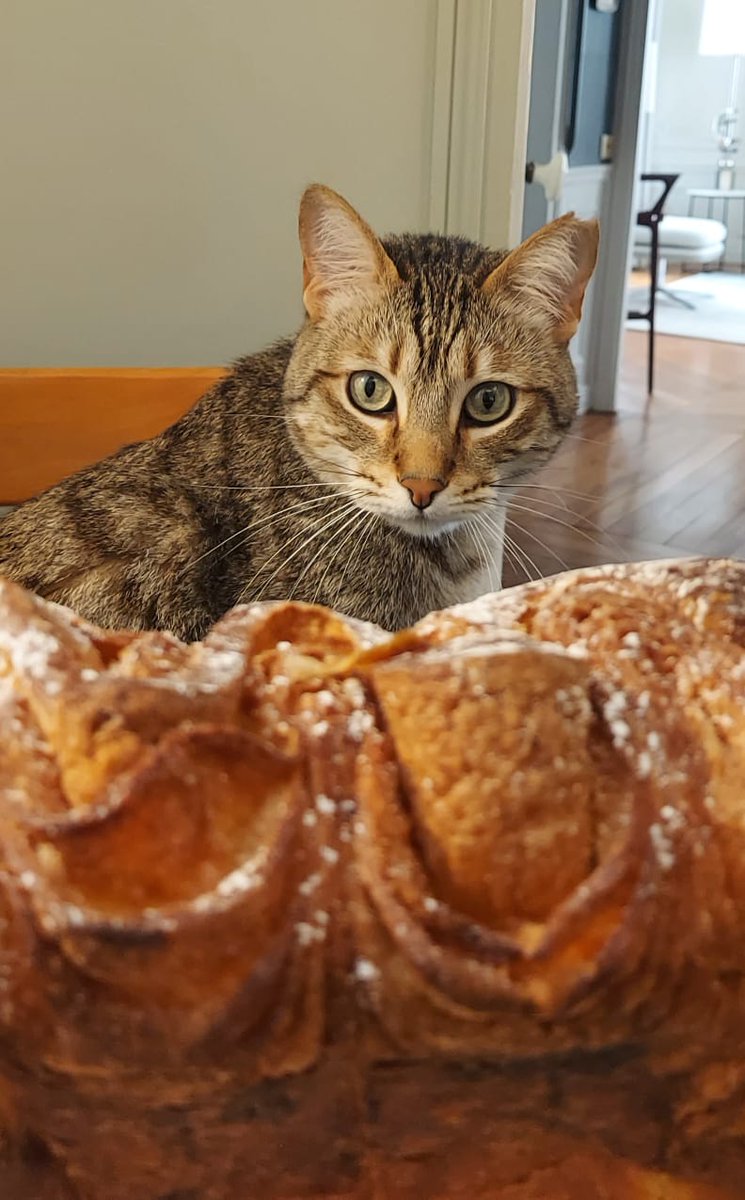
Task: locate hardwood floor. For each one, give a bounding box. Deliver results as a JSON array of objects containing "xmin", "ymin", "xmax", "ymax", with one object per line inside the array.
[{"xmin": 502, "ymin": 331, "xmax": 745, "ymax": 587}]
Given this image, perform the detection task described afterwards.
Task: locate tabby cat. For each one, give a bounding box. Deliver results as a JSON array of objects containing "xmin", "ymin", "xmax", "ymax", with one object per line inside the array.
[{"xmin": 0, "ymin": 186, "xmax": 598, "ymax": 638}]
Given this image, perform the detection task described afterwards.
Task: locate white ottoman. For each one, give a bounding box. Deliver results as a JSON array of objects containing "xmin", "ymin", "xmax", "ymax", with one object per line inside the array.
[{"xmin": 634, "ymin": 215, "xmax": 727, "ymax": 267}]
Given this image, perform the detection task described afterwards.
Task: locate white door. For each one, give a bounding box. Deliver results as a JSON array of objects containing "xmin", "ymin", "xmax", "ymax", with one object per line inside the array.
[
  {"xmin": 522, "ymin": 0, "xmax": 651, "ymax": 413},
  {"xmin": 440, "ymin": 0, "xmax": 537, "ymax": 250}
]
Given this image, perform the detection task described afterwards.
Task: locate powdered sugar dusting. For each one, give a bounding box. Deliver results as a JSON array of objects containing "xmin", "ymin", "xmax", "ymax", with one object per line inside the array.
[
  {"xmin": 354, "ymin": 957, "xmax": 379, "ymax": 982},
  {"xmin": 649, "ymin": 823, "xmax": 675, "ymax": 872},
  {"xmin": 649, "ymin": 804, "xmax": 686, "ymax": 872},
  {"xmin": 299, "ymin": 871, "xmax": 323, "ymax": 897},
  {"xmin": 347, "ymin": 707, "xmax": 374, "ymax": 740},
  {"xmin": 0, "ymin": 627, "xmax": 62, "ymax": 686},
  {"xmin": 636, "ymin": 751, "xmax": 652, "ymax": 779},
  {"xmin": 555, "ymin": 684, "xmax": 589, "ymax": 719},
  {"xmin": 296, "ymin": 920, "xmax": 327, "ymax": 946},
  {"xmin": 214, "ymin": 850, "xmax": 268, "ymax": 898}
]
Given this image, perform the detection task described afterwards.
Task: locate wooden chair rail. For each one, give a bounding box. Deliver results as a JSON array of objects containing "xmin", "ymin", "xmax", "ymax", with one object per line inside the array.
[{"xmin": 0, "ymin": 367, "xmax": 225, "ymax": 504}]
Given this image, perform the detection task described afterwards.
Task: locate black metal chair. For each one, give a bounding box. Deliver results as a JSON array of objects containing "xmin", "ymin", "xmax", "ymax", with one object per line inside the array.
[{"xmin": 627, "ymin": 173, "xmax": 679, "ymax": 395}]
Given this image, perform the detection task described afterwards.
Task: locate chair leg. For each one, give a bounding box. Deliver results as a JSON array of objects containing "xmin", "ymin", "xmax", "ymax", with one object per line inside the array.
[
  {"xmin": 648, "ymin": 226, "xmax": 659, "ymax": 395},
  {"xmin": 653, "ymin": 253, "xmax": 695, "ymax": 305}
]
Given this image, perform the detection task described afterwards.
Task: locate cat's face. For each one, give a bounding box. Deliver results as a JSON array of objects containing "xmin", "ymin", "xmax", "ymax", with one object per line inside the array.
[{"xmin": 283, "ymin": 186, "xmax": 598, "ymax": 538}]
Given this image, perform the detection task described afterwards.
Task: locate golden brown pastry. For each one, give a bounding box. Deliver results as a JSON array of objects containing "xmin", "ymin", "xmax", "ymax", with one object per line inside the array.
[{"xmin": 1, "ymin": 559, "xmax": 745, "ymax": 1199}]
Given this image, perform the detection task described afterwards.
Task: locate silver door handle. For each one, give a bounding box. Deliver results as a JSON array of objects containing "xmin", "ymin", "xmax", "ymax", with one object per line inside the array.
[{"xmin": 525, "ymin": 151, "xmax": 568, "ymax": 202}]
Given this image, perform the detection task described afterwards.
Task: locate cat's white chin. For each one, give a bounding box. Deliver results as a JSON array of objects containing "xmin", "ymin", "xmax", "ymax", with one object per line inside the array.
[{"xmin": 381, "ymin": 512, "xmax": 465, "ymax": 540}]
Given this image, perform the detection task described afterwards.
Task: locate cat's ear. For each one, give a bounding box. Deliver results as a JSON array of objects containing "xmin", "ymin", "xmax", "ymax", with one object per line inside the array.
[
  {"xmin": 481, "ymin": 214, "xmax": 599, "ymax": 342},
  {"xmin": 299, "ymin": 185, "xmax": 400, "ymax": 321}
]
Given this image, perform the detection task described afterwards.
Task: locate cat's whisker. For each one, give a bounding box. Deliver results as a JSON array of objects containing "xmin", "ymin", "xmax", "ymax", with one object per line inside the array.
[
  {"xmin": 311, "ymin": 454, "xmax": 377, "ymax": 485},
  {"xmin": 502, "ymin": 528, "xmax": 539, "ymax": 583},
  {"xmin": 180, "ymin": 492, "xmax": 351, "ymax": 574},
  {"xmin": 242, "ymin": 489, "xmax": 370, "ymax": 541},
  {"xmin": 323, "ymin": 521, "xmax": 363, "ymax": 611},
  {"xmin": 514, "ymin": 481, "xmax": 597, "ymax": 500},
  {"xmin": 308, "ymin": 511, "xmax": 360, "ymax": 606},
  {"xmin": 467, "ymin": 518, "xmax": 489, "ymax": 589},
  {"xmin": 292, "ymin": 507, "xmax": 365, "ymax": 603},
  {"xmin": 501, "ymin": 498, "xmax": 629, "ymax": 562},
  {"xmin": 561, "ymin": 433, "xmax": 609, "ymax": 446},
  {"xmin": 234, "ymin": 503, "xmax": 352, "ymax": 604},
  {"xmin": 508, "ymin": 531, "xmax": 544, "ymax": 582},
  {"xmin": 509, "ymin": 489, "xmax": 577, "ymax": 516},
  {"xmin": 494, "ymin": 528, "xmax": 523, "ymax": 585},
  {"xmin": 470, "ymin": 514, "xmax": 499, "ymax": 594},
  {"xmin": 501, "ymin": 541, "xmax": 524, "ymax": 584},
  {"xmin": 482, "ymin": 482, "xmax": 604, "ymax": 530},
  {"xmin": 505, "ymin": 513, "xmax": 570, "ymax": 575},
  {"xmin": 503, "ymin": 492, "xmax": 623, "ymax": 547},
  {"xmin": 485, "ymin": 508, "xmax": 539, "ymax": 584},
  {"xmin": 180, "ymin": 524, "xmax": 256, "ymax": 574},
  {"xmin": 307, "ymin": 508, "xmax": 368, "ymax": 606},
  {"xmin": 192, "ymin": 494, "xmax": 357, "ymax": 573},
  {"xmin": 479, "ymin": 507, "xmax": 520, "ymax": 590},
  {"xmin": 247, "ymin": 502, "xmax": 360, "ymax": 604},
  {"xmin": 508, "ymin": 489, "xmax": 591, "ymax": 519},
  {"xmin": 487, "ymin": 481, "xmax": 599, "ymax": 507},
  {"xmin": 333, "ymin": 513, "xmax": 378, "ymax": 611},
  {"xmin": 197, "ymin": 482, "xmax": 342, "ymax": 493},
  {"xmin": 445, "ymin": 529, "xmax": 471, "ymax": 573},
  {"xmin": 281, "ymin": 506, "xmax": 366, "ymax": 604}
]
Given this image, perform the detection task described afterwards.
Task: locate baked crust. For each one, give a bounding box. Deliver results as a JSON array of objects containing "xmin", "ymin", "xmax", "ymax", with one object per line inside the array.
[{"xmin": 1, "ymin": 560, "xmax": 744, "ymax": 1199}]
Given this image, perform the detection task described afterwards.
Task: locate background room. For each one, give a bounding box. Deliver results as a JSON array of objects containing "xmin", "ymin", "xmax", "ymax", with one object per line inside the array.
[{"xmin": 514, "ymin": 0, "xmax": 745, "ymax": 586}]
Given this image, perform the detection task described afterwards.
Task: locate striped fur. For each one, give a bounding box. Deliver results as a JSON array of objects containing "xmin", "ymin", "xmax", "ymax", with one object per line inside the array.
[{"xmin": 0, "ymin": 187, "xmax": 598, "ymax": 636}]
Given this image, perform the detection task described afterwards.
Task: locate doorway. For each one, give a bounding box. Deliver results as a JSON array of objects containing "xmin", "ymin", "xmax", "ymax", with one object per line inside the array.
[
  {"xmin": 627, "ymin": 0, "xmax": 745, "ymax": 350},
  {"xmin": 522, "ymin": 0, "xmax": 650, "ymax": 414},
  {"xmin": 504, "ymin": 0, "xmax": 745, "ymax": 587}
]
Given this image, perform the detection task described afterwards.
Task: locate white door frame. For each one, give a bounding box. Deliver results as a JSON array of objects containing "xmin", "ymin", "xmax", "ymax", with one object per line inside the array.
[
  {"xmin": 586, "ymin": 0, "xmax": 651, "ymax": 412},
  {"xmin": 431, "ymin": 0, "xmax": 651, "ymax": 415},
  {"xmin": 432, "ymin": 0, "xmax": 536, "ymax": 249}
]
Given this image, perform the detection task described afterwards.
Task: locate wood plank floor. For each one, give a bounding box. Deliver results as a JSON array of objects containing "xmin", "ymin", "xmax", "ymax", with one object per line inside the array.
[{"xmin": 502, "ymin": 331, "xmax": 745, "ymax": 587}]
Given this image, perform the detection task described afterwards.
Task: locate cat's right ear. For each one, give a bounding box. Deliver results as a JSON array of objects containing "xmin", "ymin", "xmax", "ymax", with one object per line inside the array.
[{"xmin": 299, "ymin": 185, "xmax": 399, "ymax": 321}]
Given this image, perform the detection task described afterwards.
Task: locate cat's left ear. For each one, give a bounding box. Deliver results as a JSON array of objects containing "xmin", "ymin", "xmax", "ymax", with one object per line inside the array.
[
  {"xmin": 299, "ymin": 185, "xmax": 400, "ymax": 321},
  {"xmin": 481, "ymin": 214, "xmax": 599, "ymax": 343}
]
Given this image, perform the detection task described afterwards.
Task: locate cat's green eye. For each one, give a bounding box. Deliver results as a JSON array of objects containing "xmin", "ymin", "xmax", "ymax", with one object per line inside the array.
[
  {"xmin": 462, "ymin": 381, "xmax": 515, "ymax": 426},
  {"xmin": 348, "ymin": 371, "xmax": 396, "ymax": 415}
]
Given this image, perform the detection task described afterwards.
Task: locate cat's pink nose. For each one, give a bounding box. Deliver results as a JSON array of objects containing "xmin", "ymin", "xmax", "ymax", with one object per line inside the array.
[{"xmin": 400, "ymin": 477, "xmax": 446, "ymax": 511}]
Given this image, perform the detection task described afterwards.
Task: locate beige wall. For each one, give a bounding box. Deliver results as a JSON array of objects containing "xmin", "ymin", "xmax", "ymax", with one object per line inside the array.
[{"xmin": 3, "ymin": 0, "xmax": 443, "ymax": 366}]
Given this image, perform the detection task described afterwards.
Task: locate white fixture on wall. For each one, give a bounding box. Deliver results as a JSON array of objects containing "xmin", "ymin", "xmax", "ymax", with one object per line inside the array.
[
  {"xmin": 698, "ymin": 0, "xmax": 745, "ymax": 189},
  {"xmin": 524, "ymin": 151, "xmax": 568, "ymax": 202}
]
